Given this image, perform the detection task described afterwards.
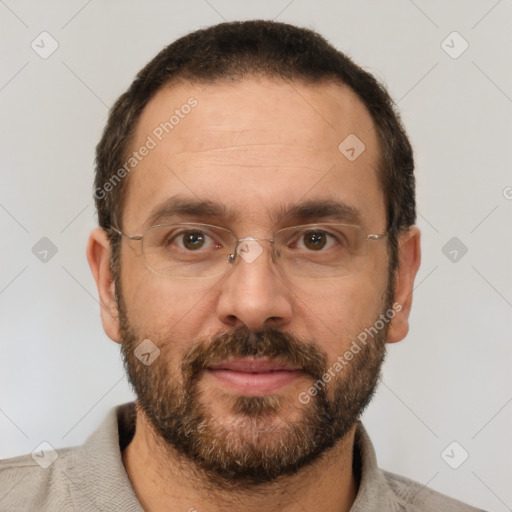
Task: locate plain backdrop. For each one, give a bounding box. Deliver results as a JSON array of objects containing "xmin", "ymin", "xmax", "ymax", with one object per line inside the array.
[{"xmin": 1, "ymin": 1, "xmax": 511, "ymax": 510}]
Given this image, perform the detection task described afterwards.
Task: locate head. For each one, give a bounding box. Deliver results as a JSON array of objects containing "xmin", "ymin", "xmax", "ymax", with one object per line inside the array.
[{"xmin": 87, "ymin": 20, "xmax": 420, "ymax": 487}]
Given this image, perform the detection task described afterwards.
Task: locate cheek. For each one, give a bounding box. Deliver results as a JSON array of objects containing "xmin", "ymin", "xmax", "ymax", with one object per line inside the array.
[
  {"xmin": 119, "ymin": 255, "xmax": 213, "ymax": 348},
  {"xmin": 290, "ymin": 275, "xmax": 388, "ymax": 357}
]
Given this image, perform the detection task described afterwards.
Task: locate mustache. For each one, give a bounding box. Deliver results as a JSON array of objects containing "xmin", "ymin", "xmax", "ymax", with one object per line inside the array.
[{"xmin": 182, "ymin": 326, "xmax": 328, "ymax": 382}]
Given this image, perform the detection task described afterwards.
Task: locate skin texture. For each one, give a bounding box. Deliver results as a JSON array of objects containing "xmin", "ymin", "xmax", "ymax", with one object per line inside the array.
[{"xmin": 87, "ymin": 77, "xmax": 421, "ymax": 512}]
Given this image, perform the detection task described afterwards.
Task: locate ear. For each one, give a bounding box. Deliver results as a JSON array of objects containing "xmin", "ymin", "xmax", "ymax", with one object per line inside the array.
[
  {"xmin": 386, "ymin": 226, "xmax": 421, "ymax": 343},
  {"xmin": 86, "ymin": 228, "xmax": 121, "ymax": 343}
]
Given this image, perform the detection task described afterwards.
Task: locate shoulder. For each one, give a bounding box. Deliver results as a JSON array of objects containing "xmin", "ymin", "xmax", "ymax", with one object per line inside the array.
[
  {"xmin": 0, "ymin": 447, "xmax": 77, "ymax": 511},
  {"xmin": 382, "ymin": 469, "xmax": 487, "ymax": 512},
  {"xmin": 0, "ymin": 402, "xmax": 139, "ymax": 512},
  {"xmin": 352, "ymin": 422, "xmax": 485, "ymax": 512}
]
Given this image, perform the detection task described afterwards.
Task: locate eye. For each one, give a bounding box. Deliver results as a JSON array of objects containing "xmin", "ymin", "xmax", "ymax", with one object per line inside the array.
[
  {"xmin": 301, "ymin": 231, "xmax": 328, "ymax": 250},
  {"xmin": 168, "ymin": 229, "xmax": 218, "ymax": 251},
  {"xmin": 294, "ymin": 229, "xmax": 338, "ymax": 251}
]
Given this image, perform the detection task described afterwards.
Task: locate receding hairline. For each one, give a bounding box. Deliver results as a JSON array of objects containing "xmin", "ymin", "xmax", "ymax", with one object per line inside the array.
[
  {"xmin": 115, "ymin": 73, "xmax": 385, "ymax": 228},
  {"xmin": 126, "ymin": 72, "xmax": 374, "ymax": 148}
]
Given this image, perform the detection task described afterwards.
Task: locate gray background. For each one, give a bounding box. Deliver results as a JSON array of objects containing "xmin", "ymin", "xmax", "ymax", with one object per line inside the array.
[{"xmin": 1, "ymin": 1, "xmax": 511, "ymax": 510}]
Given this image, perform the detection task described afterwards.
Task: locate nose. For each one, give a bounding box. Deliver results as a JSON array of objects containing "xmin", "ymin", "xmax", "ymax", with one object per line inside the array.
[{"xmin": 216, "ymin": 238, "xmax": 293, "ymax": 331}]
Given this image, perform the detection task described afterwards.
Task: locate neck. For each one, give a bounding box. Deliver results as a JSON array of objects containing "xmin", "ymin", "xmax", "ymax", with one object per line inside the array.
[{"xmin": 122, "ymin": 406, "xmax": 359, "ymax": 512}]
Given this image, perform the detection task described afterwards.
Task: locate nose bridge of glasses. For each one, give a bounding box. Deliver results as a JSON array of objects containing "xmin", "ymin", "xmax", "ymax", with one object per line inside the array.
[
  {"xmin": 230, "ymin": 236, "xmax": 277, "ymax": 265},
  {"xmin": 237, "ymin": 236, "xmax": 275, "ymax": 245}
]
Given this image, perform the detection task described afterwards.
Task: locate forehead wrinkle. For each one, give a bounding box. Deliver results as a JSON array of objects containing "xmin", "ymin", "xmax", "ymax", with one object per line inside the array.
[
  {"xmin": 190, "ymin": 164, "xmax": 329, "ymax": 173},
  {"xmin": 170, "ymin": 142, "xmax": 333, "ymax": 155},
  {"xmin": 168, "ymin": 144, "xmax": 334, "ymax": 165},
  {"xmin": 167, "ymin": 145, "xmax": 335, "ymax": 173}
]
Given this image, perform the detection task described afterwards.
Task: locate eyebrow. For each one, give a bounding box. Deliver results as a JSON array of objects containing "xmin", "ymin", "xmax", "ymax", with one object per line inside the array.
[{"xmin": 143, "ymin": 195, "xmax": 362, "ymax": 230}]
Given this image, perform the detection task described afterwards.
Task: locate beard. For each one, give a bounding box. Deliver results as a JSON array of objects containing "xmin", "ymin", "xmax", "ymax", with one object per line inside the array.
[{"xmin": 117, "ymin": 281, "xmax": 391, "ymax": 488}]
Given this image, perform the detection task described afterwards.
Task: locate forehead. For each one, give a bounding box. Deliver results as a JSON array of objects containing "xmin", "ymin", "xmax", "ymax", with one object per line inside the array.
[{"xmin": 122, "ymin": 77, "xmax": 384, "ymax": 232}]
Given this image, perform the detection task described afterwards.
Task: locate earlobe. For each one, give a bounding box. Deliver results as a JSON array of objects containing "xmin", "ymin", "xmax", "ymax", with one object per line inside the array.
[
  {"xmin": 86, "ymin": 228, "xmax": 122, "ymax": 343},
  {"xmin": 386, "ymin": 226, "xmax": 421, "ymax": 344}
]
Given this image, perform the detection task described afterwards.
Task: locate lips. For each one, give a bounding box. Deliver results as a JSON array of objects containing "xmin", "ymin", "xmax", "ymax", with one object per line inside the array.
[
  {"xmin": 207, "ymin": 358, "xmax": 301, "ymax": 373},
  {"xmin": 206, "ymin": 358, "xmax": 304, "ymax": 396}
]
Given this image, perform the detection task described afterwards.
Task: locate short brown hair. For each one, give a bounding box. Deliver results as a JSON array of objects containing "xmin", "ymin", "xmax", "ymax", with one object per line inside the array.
[{"xmin": 94, "ymin": 20, "xmax": 415, "ymax": 278}]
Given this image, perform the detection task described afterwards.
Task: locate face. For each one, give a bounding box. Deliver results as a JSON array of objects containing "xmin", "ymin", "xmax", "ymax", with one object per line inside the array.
[{"xmin": 115, "ymin": 77, "xmax": 393, "ymax": 486}]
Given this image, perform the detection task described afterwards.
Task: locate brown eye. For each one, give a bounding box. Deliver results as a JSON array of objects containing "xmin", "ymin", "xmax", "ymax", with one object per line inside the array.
[
  {"xmin": 181, "ymin": 231, "xmax": 206, "ymax": 250},
  {"xmin": 302, "ymin": 231, "xmax": 328, "ymax": 251}
]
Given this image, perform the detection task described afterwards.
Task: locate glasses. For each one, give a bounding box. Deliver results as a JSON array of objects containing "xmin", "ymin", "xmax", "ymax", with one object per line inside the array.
[{"xmin": 110, "ymin": 222, "xmax": 388, "ymax": 279}]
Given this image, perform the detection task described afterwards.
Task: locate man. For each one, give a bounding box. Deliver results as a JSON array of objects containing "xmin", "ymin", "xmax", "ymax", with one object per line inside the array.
[{"xmin": 0, "ymin": 20, "xmax": 484, "ymax": 511}]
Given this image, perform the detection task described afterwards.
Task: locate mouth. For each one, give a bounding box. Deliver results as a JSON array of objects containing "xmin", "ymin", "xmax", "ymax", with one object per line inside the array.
[{"xmin": 205, "ymin": 358, "xmax": 305, "ymax": 396}]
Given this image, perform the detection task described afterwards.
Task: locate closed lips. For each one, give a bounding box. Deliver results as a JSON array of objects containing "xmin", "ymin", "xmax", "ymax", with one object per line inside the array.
[{"xmin": 207, "ymin": 359, "xmax": 302, "ymax": 373}]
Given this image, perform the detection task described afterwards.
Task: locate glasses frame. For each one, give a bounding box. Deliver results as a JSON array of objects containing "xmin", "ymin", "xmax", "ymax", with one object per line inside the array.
[{"xmin": 109, "ymin": 222, "xmax": 388, "ymax": 279}]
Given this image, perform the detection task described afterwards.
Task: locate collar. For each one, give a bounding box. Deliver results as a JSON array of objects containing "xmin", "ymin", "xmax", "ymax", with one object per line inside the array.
[{"xmin": 68, "ymin": 402, "xmax": 403, "ymax": 511}]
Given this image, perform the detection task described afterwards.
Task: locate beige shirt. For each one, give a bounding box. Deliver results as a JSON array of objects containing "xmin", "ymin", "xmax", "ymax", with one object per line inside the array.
[{"xmin": 0, "ymin": 402, "xmax": 485, "ymax": 511}]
